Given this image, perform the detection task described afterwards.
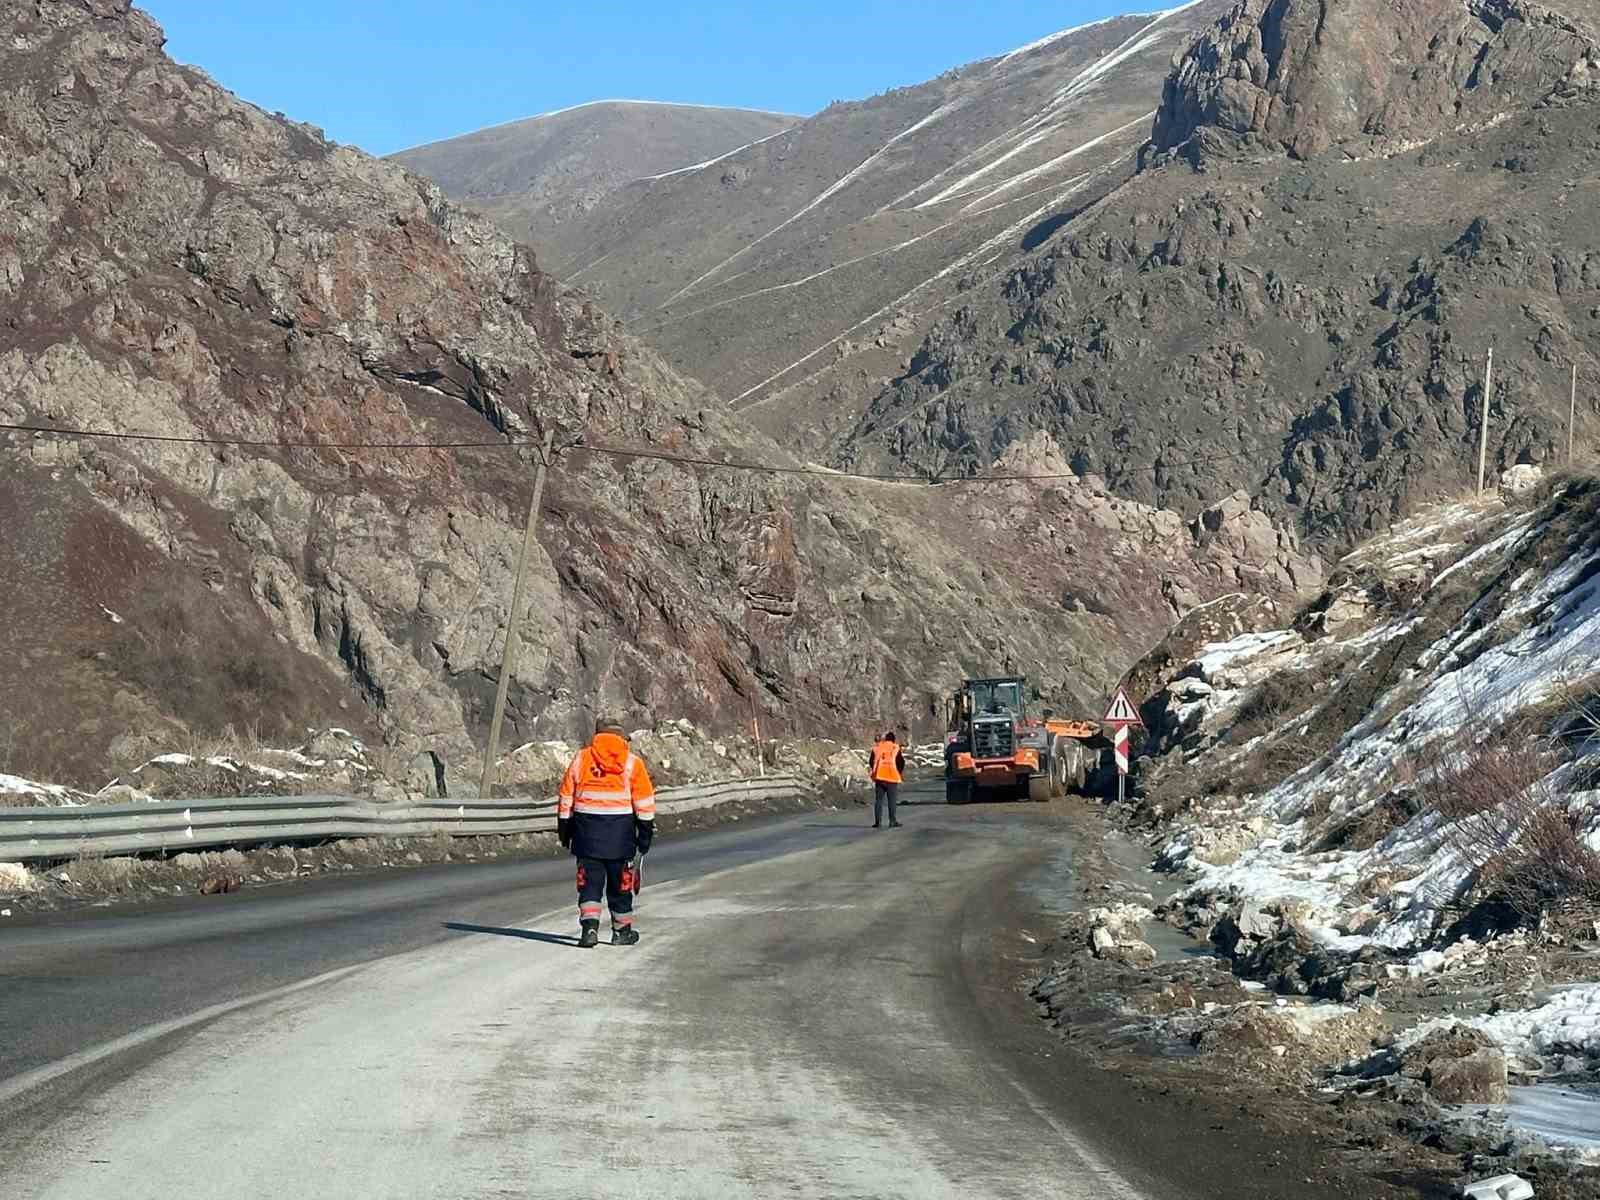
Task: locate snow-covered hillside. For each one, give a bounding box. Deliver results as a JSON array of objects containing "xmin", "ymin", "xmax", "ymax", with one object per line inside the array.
[{"xmin": 1132, "ymin": 472, "xmax": 1600, "ymax": 1156}]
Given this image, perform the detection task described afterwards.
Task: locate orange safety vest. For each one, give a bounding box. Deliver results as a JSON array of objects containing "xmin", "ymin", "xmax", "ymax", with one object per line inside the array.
[{"xmin": 870, "ymin": 740, "xmax": 902, "ymax": 784}]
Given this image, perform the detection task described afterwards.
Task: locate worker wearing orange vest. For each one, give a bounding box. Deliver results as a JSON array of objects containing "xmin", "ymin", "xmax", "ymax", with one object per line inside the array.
[
  {"xmin": 869, "ymin": 731, "xmax": 905, "ymax": 829},
  {"xmin": 557, "ymin": 718, "xmax": 657, "ymax": 948}
]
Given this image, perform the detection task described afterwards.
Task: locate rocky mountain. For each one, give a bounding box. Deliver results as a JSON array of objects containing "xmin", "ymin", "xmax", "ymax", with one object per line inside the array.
[
  {"xmin": 389, "ymin": 101, "xmax": 798, "ymax": 248},
  {"xmin": 423, "ymin": 1, "xmax": 1600, "ymax": 556},
  {"xmin": 406, "ymin": 3, "xmax": 1232, "ymax": 446},
  {"xmin": 0, "ymin": 0, "xmax": 1318, "ymax": 788},
  {"xmin": 845, "ymin": 0, "xmax": 1600, "ymax": 546}
]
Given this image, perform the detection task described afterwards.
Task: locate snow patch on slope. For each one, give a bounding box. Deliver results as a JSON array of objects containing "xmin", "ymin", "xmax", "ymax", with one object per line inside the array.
[
  {"xmin": 640, "ymin": 127, "xmax": 794, "ymax": 181},
  {"xmin": 998, "ymin": 16, "xmax": 1125, "ymax": 65},
  {"xmin": 1154, "ymin": 487, "xmax": 1600, "ymax": 948}
]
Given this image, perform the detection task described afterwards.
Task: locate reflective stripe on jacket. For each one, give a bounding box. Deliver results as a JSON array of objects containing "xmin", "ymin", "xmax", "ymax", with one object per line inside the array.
[{"xmin": 870, "ymin": 740, "xmax": 903, "ymax": 785}]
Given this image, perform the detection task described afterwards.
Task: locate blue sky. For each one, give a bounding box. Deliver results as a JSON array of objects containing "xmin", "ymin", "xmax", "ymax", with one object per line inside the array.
[{"xmin": 139, "ymin": 2, "xmax": 1141, "ymax": 155}]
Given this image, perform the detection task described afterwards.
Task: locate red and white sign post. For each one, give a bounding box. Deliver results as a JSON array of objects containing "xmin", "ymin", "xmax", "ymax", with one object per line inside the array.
[{"xmin": 1103, "ymin": 687, "xmax": 1143, "ymax": 804}]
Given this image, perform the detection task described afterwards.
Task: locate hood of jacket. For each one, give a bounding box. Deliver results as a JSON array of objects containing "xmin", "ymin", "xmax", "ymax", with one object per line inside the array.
[{"xmin": 588, "ymin": 731, "xmax": 631, "ymax": 774}]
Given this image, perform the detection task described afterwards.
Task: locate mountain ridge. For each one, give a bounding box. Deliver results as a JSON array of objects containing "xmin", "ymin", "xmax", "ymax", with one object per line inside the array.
[{"xmin": 390, "ymin": 100, "xmax": 801, "ymax": 253}]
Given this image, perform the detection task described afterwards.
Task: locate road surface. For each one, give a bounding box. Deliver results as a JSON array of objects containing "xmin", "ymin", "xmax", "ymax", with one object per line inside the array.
[{"xmin": 0, "ymin": 791, "xmax": 1341, "ymax": 1199}]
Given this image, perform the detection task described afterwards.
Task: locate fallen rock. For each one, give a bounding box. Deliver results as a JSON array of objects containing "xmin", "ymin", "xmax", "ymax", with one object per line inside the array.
[
  {"xmin": 1403, "ymin": 1025, "xmax": 1510, "ymax": 1105},
  {"xmin": 1427, "ymin": 1049, "xmax": 1509, "ymax": 1106},
  {"xmin": 94, "ymin": 783, "xmax": 155, "ymax": 805},
  {"xmin": 0, "ymin": 862, "xmax": 37, "ymax": 892},
  {"xmin": 198, "ymin": 873, "xmax": 243, "ymax": 896},
  {"xmin": 1087, "ymin": 903, "xmax": 1159, "ymax": 967},
  {"xmin": 1236, "ymin": 900, "xmax": 1279, "ymax": 940},
  {"xmin": 302, "ymin": 728, "xmax": 367, "ymax": 762},
  {"xmin": 1316, "ymin": 588, "xmax": 1374, "ymax": 636},
  {"xmin": 1499, "ymin": 465, "xmax": 1543, "ymax": 496}
]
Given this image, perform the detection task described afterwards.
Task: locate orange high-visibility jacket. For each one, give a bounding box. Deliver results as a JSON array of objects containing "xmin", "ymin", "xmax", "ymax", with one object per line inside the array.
[
  {"xmin": 558, "ymin": 732, "xmax": 657, "ymax": 822},
  {"xmin": 870, "ymin": 740, "xmax": 903, "ymax": 785}
]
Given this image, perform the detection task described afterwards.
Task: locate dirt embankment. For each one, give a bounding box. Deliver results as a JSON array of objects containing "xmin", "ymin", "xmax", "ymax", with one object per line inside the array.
[{"xmin": 1028, "ymin": 799, "xmax": 1600, "ymax": 1200}]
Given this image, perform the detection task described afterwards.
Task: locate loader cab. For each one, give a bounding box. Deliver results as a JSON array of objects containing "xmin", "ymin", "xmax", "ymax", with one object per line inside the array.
[
  {"xmin": 947, "ymin": 676, "xmax": 1029, "ymax": 762},
  {"xmin": 968, "ymin": 678, "xmax": 1025, "ymax": 719}
]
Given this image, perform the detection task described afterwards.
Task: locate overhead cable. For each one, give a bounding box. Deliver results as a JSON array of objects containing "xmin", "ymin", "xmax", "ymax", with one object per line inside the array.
[{"xmin": 0, "ymin": 420, "xmax": 1265, "ymax": 483}]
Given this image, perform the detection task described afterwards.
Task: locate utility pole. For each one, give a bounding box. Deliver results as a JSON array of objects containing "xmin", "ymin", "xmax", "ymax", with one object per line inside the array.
[
  {"xmin": 1570, "ymin": 363, "xmax": 1579, "ymax": 466},
  {"xmin": 750, "ymin": 691, "xmax": 765, "ymax": 779},
  {"xmin": 1477, "ymin": 348, "xmax": 1494, "ymax": 495},
  {"xmin": 479, "ymin": 427, "xmax": 557, "ymax": 800}
]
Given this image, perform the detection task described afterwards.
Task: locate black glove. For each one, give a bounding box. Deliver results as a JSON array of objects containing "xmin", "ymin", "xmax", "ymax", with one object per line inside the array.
[
  {"xmin": 634, "ymin": 819, "xmax": 654, "ymax": 855},
  {"xmin": 557, "ymin": 817, "xmax": 572, "ymax": 849}
]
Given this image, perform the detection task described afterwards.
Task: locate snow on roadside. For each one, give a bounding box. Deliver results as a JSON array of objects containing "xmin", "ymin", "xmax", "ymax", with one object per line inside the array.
[
  {"xmin": 1400, "ymin": 984, "xmax": 1600, "ymax": 1067},
  {"xmin": 0, "ymin": 772, "xmax": 93, "ymax": 807},
  {"xmin": 133, "ymin": 753, "xmax": 311, "ymax": 783}
]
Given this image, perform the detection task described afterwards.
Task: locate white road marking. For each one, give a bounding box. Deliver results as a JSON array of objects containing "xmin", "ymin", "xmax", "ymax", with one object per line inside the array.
[{"xmin": 0, "ymin": 962, "xmax": 371, "ymax": 1107}]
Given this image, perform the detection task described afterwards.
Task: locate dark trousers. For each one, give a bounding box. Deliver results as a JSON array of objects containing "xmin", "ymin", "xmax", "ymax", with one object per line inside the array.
[
  {"xmin": 577, "ymin": 858, "xmax": 635, "ymax": 928},
  {"xmin": 873, "ymin": 782, "xmax": 899, "ymax": 825}
]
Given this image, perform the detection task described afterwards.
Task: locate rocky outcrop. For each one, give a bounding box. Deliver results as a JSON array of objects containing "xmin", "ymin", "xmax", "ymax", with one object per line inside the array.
[
  {"xmin": 849, "ymin": 0, "xmax": 1600, "ymax": 555},
  {"xmin": 1150, "ymin": 0, "xmax": 1600, "ymax": 163}
]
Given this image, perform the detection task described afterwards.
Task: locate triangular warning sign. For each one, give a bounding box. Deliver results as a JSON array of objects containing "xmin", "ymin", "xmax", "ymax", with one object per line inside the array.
[{"xmin": 1103, "ymin": 688, "xmax": 1141, "ymax": 726}]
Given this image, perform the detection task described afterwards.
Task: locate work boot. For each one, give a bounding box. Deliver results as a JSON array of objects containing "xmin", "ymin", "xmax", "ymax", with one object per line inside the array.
[
  {"xmin": 578, "ymin": 920, "xmax": 599, "ymax": 949},
  {"xmin": 872, "ymin": 821, "xmax": 882, "ymax": 829},
  {"xmin": 889, "ymin": 820, "xmax": 903, "ymax": 828},
  {"xmin": 612, "ymin": 924, "xmax": 640, "ymax": 946}
]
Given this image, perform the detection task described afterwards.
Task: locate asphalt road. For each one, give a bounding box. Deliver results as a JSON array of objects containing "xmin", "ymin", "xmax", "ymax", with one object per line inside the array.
[{"xmin": 0, "ymin": 790, "xmax": 1347, "ymax": 1199}]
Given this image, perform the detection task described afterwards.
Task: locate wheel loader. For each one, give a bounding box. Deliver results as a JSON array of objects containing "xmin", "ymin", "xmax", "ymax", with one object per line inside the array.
[{"xmin": 942, "ymin": 676, "xmax": 1100, "ymax": 804}]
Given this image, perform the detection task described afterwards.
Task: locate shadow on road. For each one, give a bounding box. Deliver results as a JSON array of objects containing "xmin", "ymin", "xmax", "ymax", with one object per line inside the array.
[{"xmin": 443, "ymin": 921, "xmax": 580, "ymax": 947}]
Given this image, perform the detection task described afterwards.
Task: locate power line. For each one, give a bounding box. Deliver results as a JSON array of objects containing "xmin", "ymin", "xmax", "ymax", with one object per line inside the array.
[
  {"xmin": 0, "ymin": 419, "xmax": 1267, "ymax": 484},
  {"xmin": 0, "ymin": 421, "xmax": 511, "ymax": 451}
]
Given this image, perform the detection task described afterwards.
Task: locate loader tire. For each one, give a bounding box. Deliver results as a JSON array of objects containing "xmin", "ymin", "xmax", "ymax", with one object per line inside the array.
[
  {"xmin": 945, "ymin": 778, "xmax": 972, "ymax": 805},
  {"xmin": 1028, "ymin": 773, "xmax": 1051, "ymax": 803}
]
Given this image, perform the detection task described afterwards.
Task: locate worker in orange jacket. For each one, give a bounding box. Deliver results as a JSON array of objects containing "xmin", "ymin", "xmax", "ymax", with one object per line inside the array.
[
  {"xmin": 557, "ymin": 718, "xmax": 657, "ymax": 948},
  {"xmin": 869, "ymin": 731, "xmax": 905, "ymax": 829}
]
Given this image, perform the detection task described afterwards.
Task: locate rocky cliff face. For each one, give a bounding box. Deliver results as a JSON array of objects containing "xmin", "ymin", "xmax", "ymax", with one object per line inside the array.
[
  {"xmin": 0, "ymin": 1, "xmax": 1323, "ymax": 786},
  {"xmin": 844, "ymin": 0, "xmax": 1600, "ymax": 549},
  {"xmin": 1150, "ymin": 0, "xmax": 1600, "ymax": 162}
]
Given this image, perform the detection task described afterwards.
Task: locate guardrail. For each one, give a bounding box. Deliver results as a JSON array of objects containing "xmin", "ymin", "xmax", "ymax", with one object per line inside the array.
[{"xmin": 0, "ymin": 775, "xmax": 814, "ymax": 863}]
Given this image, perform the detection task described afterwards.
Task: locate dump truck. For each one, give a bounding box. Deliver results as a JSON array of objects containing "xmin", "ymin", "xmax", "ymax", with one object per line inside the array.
[{"xmin": 942, "ymin": 676, "xmax": 1100, "ymax": 804}]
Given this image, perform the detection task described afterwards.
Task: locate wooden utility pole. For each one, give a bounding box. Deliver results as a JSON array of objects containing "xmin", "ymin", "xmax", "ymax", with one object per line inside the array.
[
  {"xmin": 750, "ymin": 692, "xmax": 765, "ymax": 779},
  {"xmin": 479, "ymin": 427, "xmax": 557, "ymax": 800},
  {"xmin": 1477, "ymin": 348, "xmax": 1494, "ymax": 495},
  {"xmin": 1570, "ymin": 363, "xmax": 1579, "ymax": 466}
]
